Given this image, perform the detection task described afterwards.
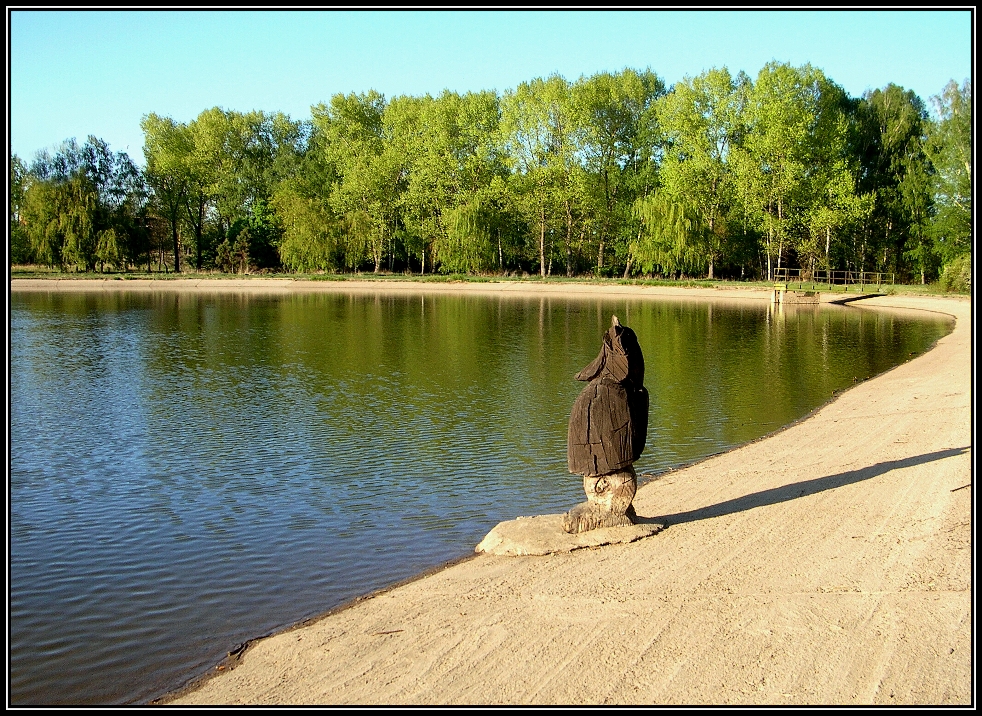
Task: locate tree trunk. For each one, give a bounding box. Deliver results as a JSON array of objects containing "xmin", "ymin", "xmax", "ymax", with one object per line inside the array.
[
  {"xmin": 173, "ymin": 222, "xmax": 180, "ymax": 274},
  {"xmin": 539, "ymin": 205, "xmax": 546, "ymax": 278},
  {"xmin": 766, "ymin": 226, "xmax": 773, "ymax": 282},
  {"xmin": 194, "ymin": 198, "xmax": 205, "ymax": 272},
  {"xmin": 775, "ymin": 199, "xmax": 784, "ymax": 274},
  {"xmin": 171, "ymin": 221, "xmax": 180, "ymax": 274},
  {"xmin": 565, "ymin": 200, "xmax": 574, "ymax": 277},
  {"xmin": 707, "ymin": 216, "xmax": 715, "ymax": 279}
]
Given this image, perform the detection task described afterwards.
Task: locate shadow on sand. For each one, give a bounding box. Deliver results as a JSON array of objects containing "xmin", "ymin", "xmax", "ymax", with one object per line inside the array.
[{"xmin": 639, "ymin": 446, "xmax": 970, "ymax": 528}]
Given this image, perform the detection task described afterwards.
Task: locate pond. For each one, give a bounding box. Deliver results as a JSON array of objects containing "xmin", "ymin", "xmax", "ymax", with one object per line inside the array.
[{"xmin": 8, "ymin": 288, "xmax": 953, "ymax": 705}]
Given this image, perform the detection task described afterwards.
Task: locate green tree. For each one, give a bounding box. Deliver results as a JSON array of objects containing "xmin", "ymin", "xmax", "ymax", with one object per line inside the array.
[
  {"xmin": 925, "ymin": 79, "xmax": 971, "ymax": 265},
  {"xmin": 437, "ymin": 195, "xmax": 496, "ymax": 273},
  {"xmin": 268, "ymin": 120, "xmax": 342, "ymax": 273},
  {"xmin": 21, "ymin": 137, "xmax": 145, "ymax": 271},
  {"xmin": 805, "ymin": 160, "xmax": 874, "ymax": 274},
  {"xmin": 273, "ymin": 182, "xmax": 339, "ymax": 272},
  {"xmin": 574, "ymin": 68, "xmax": 665, "ymax": 276},
  {"xmin": 142, "ymin": 113, "xmax": 191, "ymax": 271},
  {"xmin": 852, "ymin": 84, "xmax": 932, "ymax": 276},
  {"xmin": 629, "ymin": 190, "xmax": 702, "ymax": 277},
  {"xmin": 655, "ymin": 67, "xmax": 745, "ymax": 278},
  {"xmin": 9, "ymin": 155, "xmax": 31, "ymax": 264},
  {"xmin": 57, "ymin": 175, "xmax": 99, "ymax": 271},
  {"xmin": 384, "ymin": 94, "xmax": 433, "ymax": 272},
  {"xmin": 501, "ymin": 75, "xmax": 581, "ymax": 276},
  {"xmin": 186, "ymin": 107, "xmax": 246, "ymax": 235},
  {"xmin": 385, "ymin": 90, "xmax": 506, "ymax": 274},
  {"xmin": 733, "ymin": 62, "xmax": 852, "ymax": 280},
  {"xmin": 900, "ymin": 157, "xmax": 937, "ymax": 283},
  {"xmin": 95, "ymin": 227, "xmax": 125, "ymax": 271},
  {"xmin": 313, "ymin": 91, "xmax": 401, "ymax": 272},
  {"xmin": 144, "ymin": 107, "xmax": 301, "ymax": 272},
  {"xmin": 21, "ymin": 179, "xmax": 64, "ymax": 267}
]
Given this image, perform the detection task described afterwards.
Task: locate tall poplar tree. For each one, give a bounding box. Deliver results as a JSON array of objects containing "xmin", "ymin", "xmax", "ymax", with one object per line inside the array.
[
  {"xmin": 575, "ymin": 68, "xmax": 665, "ymax": 276},
  {"xmin": 142, "ymin": 113, "xmax": 191, "ymax": 271},
  {"xmin": 655, "ymin": 67, "xmax": 745, "ymax": 279},
  {"xmin": 501, "ymin": 75, "xmax": 580, "ymax": 276}
]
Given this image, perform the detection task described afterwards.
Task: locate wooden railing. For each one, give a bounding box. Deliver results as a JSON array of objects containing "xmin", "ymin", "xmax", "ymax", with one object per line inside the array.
[{"xmin": 773, "ymin": 268, "xmax": 895, "ymax": 291}]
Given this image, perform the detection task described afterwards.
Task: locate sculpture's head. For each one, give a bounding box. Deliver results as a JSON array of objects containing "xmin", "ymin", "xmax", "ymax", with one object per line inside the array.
[{"xmin": 575, "ymin": 315, "xmax": 645, "ymax": 386}]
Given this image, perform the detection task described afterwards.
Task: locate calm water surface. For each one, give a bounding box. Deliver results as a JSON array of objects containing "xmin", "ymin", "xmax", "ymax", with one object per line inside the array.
[{"xmin": 9, "ymin": 289, "xmax": 953, "ymax": 705}]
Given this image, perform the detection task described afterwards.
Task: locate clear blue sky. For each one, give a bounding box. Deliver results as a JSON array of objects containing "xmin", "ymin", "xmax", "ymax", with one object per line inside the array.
[{"xmin": 8, "ymin": 8, "xmax": 973, "ymax": 167}]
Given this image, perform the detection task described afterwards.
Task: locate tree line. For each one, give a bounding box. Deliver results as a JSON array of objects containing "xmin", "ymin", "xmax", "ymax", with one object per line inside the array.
[{"xmin": 8, "ymin": 63, "xmax": 972, "ymax": 285}]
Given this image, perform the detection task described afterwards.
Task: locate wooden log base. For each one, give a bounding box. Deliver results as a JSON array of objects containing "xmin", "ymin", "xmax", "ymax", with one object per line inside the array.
[{"xmin": 561, "ymin": 468, "xmax": 638, "ymax": 534}]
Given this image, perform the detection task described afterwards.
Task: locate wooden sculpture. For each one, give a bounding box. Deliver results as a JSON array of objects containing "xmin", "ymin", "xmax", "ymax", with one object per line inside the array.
[{"xmin": 563, "ymin": 315, "xmax": 649, "ymax": 534}]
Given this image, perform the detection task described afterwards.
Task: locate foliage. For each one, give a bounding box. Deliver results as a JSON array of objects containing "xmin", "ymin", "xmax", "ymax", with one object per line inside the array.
[
  {"xmin": 925, "ymin": 80, "xmax": 972, "ymax": 264},
  {"xmin": 437, "ymin": 196, "xmax": 495, "ymax": 273},
  {"xmin": 272, "ymin": 180, "xmax": 339, "ymax": 272},
  {"xmin": 655, "ymin": 67, "xmax": 744, "ymax": 278},
  {"xmin": 17, "ymin": 137, "xmax": 147, "ymax": 271},
  {"xmin": 938, "ymin": 252, "xmax": 971, "ymax": 293},
  {"xmin": 11, "ymin": 66, "xmax": 971, "ymax": 285},
  {"xmin": 629, "ymin": 191, "xmax": 703, "ymax": 276}
]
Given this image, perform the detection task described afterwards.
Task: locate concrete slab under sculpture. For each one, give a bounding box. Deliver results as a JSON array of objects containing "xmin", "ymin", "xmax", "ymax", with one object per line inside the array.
[{"xmin": 475, "ymin": 514, "xmax": 665, "ymax": 557}]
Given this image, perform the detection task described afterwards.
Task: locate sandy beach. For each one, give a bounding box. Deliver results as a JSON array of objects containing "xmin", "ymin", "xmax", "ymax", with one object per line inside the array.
[
  {"xmin": 7, "ymin": 275, "xmax": 874, "ymax": 302},
  {"xmin": 12, "ymin": 279, "xmax": 972, "ymax": 705}
]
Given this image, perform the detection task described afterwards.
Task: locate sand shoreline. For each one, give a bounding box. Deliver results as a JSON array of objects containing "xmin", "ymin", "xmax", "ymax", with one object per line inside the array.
[
  {"xmin": 15, "ymin": 279, "xmax": 969, "ymax": 705},
  {"xmin": 9, "ymin": 275, "xmax": 770, "ymax": 298},
  {"xmin": 8, "ymin": 275, "xmax": 941, "ymax": 308}
]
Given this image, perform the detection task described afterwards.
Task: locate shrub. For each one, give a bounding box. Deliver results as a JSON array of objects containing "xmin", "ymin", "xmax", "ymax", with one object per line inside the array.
[{"xmin": 938, "ymin": 253, "xmax": 972, "ymax": 293}]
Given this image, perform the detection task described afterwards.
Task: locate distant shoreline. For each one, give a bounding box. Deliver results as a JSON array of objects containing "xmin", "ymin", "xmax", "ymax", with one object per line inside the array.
[
  {"xmin": 10, "ymin": 276, "xmax": 781, "ymax": 302},
  {"xmin": 5, "ymin": 276, "xmax": 881, "ymax": 304}
]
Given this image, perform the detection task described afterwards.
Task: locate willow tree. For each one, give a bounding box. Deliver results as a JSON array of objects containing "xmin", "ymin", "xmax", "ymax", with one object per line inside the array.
[
  {"xmin": 61, "ymin": 177, "xmax": 101, "ymax": 270},
  {"xmin": 629, "ymin": 191, "xmax": 702, "ymax": 277},
  {"xmin": 436, "ymin": 196, "xmax": 496, "ymax": 273},
  {"xmin": 21, "ymin": 137, "xmax": 144, "ymax": 271},
  {"xmin": 272, "ymin": 179, "xmax": 339, "ymax": 272},
  {"xmin": 9, "ymin": 155, "xmax": 31, "ymax": 264},
  {"xmin": 20, "ymin": 178, "xmax": 64, "ymax": 267}
]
